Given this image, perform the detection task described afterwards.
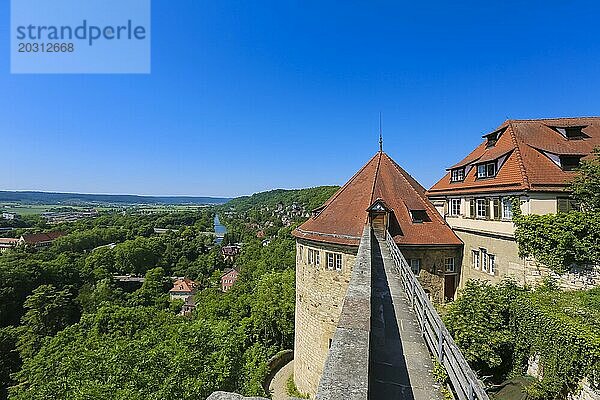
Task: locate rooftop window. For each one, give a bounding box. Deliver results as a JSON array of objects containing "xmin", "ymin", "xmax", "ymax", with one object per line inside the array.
[
  {"xmin": 410, "ymin": 210, "xmax": 431, "ymax": 223},
  {"xmin": 483, "ymin": 127, "xmax": 506, "ymax": 148},
  {"xmin": 560, "ymin": 155, "xmax": 582, "ymax": 171},
  {"xmin": 552, "ymin": 126, "xmax": 588, "ymax": 140},
  {"xmin": 477, "ymin": 162, "xmax": 496, "ymax": 179},
  {"xmin": 451, "ymin": 168, "xmax": 465, "ymax": 182}
]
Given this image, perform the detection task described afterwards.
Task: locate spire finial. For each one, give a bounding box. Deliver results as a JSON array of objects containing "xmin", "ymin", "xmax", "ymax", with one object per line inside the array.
[{"xmin": 379, "ymin": 112, "xmax": 383, "ymax": 152}]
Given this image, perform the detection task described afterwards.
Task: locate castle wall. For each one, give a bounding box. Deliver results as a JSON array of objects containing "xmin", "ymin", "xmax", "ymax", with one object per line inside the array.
[{"xmin": 293, "ymin": 239, "xmax": 357, "ymax": 398}]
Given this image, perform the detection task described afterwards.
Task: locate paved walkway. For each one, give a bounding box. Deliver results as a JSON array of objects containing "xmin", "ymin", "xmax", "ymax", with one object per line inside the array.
[
  {"xmin": 369, "ymin": 234, "xmax": 443, "ymax": 400},
  {"xmin": 268, "ymin": 360, "xmax": 294, "ymax": 400}
]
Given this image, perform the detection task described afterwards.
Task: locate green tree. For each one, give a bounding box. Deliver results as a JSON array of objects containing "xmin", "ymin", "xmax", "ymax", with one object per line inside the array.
[
  {"xmin": 17, "ymin": 285, "xmax": 79, "ymax": 359},
  {"xmin": 444, "ymin": 279, "xmax": 524, "ymax": 381}
]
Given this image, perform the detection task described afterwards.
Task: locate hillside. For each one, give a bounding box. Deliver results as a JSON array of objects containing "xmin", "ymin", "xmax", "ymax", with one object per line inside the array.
[
  {"xmin": 0, "ymin": 191, "xmax": 230, "ymax": 205},
  {"xmin": 224, "ymin": 186, "xmax": 339, "ymax": 213}
]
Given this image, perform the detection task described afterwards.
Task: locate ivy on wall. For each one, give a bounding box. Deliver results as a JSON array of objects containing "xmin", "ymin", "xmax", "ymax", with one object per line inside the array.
[
  {"xmin": 444, "ymin": 280, "xmax": 600, "ymax": 399},
  {"xmin": 512, "ymin": 147, "xmax": 600, "ymax": 273},
  {"xmin": 511, "ymin": 287, "xmax": 600, "ymax": 399}
]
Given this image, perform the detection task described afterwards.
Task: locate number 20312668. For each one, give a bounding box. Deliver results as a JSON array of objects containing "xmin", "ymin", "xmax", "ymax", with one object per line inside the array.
[{"xmin": 18, "ymin": 43, "xmax": 74, "ymax": 52}]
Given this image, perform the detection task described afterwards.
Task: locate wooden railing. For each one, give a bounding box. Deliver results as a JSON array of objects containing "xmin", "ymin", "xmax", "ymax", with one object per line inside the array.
[{"xmin": 385, "ymin": 231, "xmax": 490, "ymax": 400}]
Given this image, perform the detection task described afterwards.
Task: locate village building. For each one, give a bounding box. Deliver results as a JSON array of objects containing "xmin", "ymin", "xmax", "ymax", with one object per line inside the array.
[
  {"xmin": 221, "ymin": 267, "xmax": 239, "ymax": 292},
  {"xmin": 221, "ymin": 244, "xmax": 241, "ymax": 262},
  {"xmin": 18, "ymin": 231, "xmax": 65, "ymax": 248},
  {"xmin": 2, "ymin": 212, "xmax": 17, "ymax": 220},
  {"xmin": 0, "ymin": 237, "xmax": 19, "ymax": 252},
  {"xmin": 427, "ymin": 117, "xmax": 600, "ymax": 289},
  {"xmin": 169, "ymin": 278, "xmax": 198, "ymax": 301},
  {"xmin": 292, "ymin": 149, "xmax": 462, "ymax": 396}
]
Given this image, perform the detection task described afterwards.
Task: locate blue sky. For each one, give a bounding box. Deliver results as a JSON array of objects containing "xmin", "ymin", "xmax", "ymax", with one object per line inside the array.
[{"xmin": 2, "ymin": 1, "xmax": 600, "ymax": 198}]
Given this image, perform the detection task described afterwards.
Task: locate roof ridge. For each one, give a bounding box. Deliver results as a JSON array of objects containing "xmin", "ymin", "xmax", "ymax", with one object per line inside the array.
[
  {"xmin": 314, "ymin": 152, "xmax": 380, "ymax": 215},
  {"xmin": 507, "ymin": 121, "xmax": 530, "ymax": 190},
  {"xmin": 504, "ymin": 116, "xmax": 600, "ymax": 123},
  {"xmin": 369, "ymin": 152, "xmax": 383, "ymax": 206}
]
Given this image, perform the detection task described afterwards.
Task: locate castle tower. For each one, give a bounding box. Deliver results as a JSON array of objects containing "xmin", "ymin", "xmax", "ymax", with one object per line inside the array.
[{"xmin": 292, "ymin": 150, "xmax": 462, "ymax": 396}]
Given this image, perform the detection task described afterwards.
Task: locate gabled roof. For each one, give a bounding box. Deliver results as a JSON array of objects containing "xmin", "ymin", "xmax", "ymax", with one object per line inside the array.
[
  {"xmin": 221, "ymin": 266, "xmax": 240, "ymax": 278},
  {"xmin": 169, "ymin": 278, "xmax": 197, "ymax": 293},
  {"xmin": 21, "ymin": 231, "xmax": 65, "ymax": 244},
  {"xmin": 428, "ymin": 117, "xmax": 600, "ymax": 196},
  {"xmin": 293, "ymin": 151, "xmax": 462, "ymax": 247}
]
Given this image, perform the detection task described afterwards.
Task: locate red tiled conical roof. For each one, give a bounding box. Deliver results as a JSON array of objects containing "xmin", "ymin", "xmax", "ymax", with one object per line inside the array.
[{"xmin": 293, "ymin": 151, "xmax": 462, "ymax": 247}]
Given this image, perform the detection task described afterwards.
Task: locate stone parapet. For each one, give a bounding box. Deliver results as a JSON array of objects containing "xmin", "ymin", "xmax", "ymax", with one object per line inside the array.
[{"xmin": 315, "ymin": 226, "xmax": 372, "ymax": 400}]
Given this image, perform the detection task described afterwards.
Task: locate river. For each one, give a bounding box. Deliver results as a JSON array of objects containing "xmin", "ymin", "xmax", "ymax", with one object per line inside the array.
[{"xmin": 214, "ymin": 214, "xmax": 227, "ymax": 244}]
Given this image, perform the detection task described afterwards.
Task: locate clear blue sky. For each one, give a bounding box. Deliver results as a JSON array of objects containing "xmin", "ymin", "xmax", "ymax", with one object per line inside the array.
[{"xmin": 3, "ymin": 1, "xmax": 600, "ymax": 198}]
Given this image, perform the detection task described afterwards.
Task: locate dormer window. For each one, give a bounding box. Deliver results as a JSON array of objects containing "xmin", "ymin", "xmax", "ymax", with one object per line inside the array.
[
  {"xmin": 451, "ymin": 168, "xmax": 465, "ymax": 182},
  {"xmin": 410, "ymin": 210, "xmax": 430, "ymax": 223},
  {"xmin": 483, "ymin": 127, "xmax": 506, "ymax": 148},
  {"xmin": 559, "ymin": 155, "xmax": 582, "ymax": 171},
  {"xmin": 551, "ymin": 126, "xmax": 587, "ymax": 140},
  {"xmin": 477, "ymin": 162, "xmax": 496, "ymax": 179}
]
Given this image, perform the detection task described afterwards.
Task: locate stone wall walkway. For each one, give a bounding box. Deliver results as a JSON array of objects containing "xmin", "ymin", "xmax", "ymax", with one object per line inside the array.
[{"xmin": 369, "ymin": 234, "xmax": 443, "ymax": 400}]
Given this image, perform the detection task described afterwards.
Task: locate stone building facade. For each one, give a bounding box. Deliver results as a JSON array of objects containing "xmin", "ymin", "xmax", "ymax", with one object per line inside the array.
[
  {"xmin": 293, "ymin": 239, "xmax": 357, "ymax": 395},
  {"xmin": 427, "ymin": 118, "xmax": 600, "ymax": 290}
]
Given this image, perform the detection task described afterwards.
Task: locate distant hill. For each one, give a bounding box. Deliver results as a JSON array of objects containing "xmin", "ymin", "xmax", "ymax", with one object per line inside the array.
[
  {"xmin": 224, "ymin": 186, "xmax": 340, "ymax": 212},
  {"xmin": 0, "ymin": 191, "xmax": 231, "ymax": 205}
]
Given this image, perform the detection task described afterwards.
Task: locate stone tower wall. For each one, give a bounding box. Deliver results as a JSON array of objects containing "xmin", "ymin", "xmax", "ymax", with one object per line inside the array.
[{"xmin": 293, "ymin": 239, "xmax": 357, "ymax": 397}]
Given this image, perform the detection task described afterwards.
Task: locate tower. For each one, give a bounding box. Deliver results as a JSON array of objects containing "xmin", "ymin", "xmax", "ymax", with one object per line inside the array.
[{"xmin": 292, "ymin": 151, "xmax": 462, "ymax": 397}]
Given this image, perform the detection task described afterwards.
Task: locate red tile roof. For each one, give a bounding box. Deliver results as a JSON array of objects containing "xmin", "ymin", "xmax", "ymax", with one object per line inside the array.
[
  {"xmin": 169, "ymin": 278, "xmax": 197, "ymax": 294},
  {"xmin": 21, "ymin": 231, "xmax": 65, "ymax": 244},
  {"xmin": 293, "ymin": 151, "xmax": 462, "ymax": 247},
  {"xmin": 428, "ymin": 117, "xmax": 600, "ymax": 196}
]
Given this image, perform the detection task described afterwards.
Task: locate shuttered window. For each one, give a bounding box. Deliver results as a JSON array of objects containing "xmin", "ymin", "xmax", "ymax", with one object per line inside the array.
[
  {"xmin": 557, "ymin": 198, "xmax": 579, "ymax": 213},
  {"xmin": 492, "ymin": 198, "xmax": 500, "ymax": 220}
]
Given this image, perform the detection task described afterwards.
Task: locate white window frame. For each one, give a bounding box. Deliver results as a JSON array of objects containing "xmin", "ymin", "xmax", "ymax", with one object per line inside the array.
[
  {"xmin": 315, "ymin": 250, "xmax": 320, "ymax": 266},
  {"xmin": 334, "ymin": 253, "xmax": 342, "ymax": 271},
  {"xmin": 472, "ymin": 250, "xmax": 480, "ymax": 270},
  {"xmin": 444, "ymin": 257, "xmax": 455, "ymax": 273},
  {"xmin": 410, "ymin": 259, "xmax": 421, "ymax": 275},
  {"xmin": 477, "ymin": 162, "xmax": 497, "ymax": 178},
  {"xmin": 502, "ymin": 198, "xmax": 513, "ymax": 220},
  {"xmin": 488, "ymin": 254, "xmax": 496, "ymax": 275},
  {"xmin": 308, "ymin": 248, "xmax": 314, "ymax": 265},
  {"xmin": 476, "ymin": 199, "xmax": 487, "ymax": 219},
  {"xmin": 326, "ymin": 252, "xmax": 335, "ymax": 270},
  {"xmin": 450, "ymin": 199, "xmax": 461, "ymax": 216},
  {"xmin": 451, "ymin": 168, "xmax": 465, "ymax": 182}
]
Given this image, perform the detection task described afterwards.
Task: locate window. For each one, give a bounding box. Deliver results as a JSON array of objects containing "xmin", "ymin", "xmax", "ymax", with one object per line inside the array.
[
  {"xmin": 410, "ymin": 210, "xmax": 430, "ymax": 223},
  {"xmin": 450, "ymin": 199, "xmax": 461, "ymax": 216},
  {"xmin": 308, "ymin": 249, "xmax": 320, "ymax": 266},
  {"xmin": 557, "ymin": 198, "xmax": 579, "ymax": 213},
  {"xmin": 444, "ymin": 257, "xmax": 455, "ymax": 273},
  {"xmin": 502, "ymin": 198, "xmax": 513, "ymax": 220},
  {"xmin": 553, "ymin": 126, "xmax": 586, "ymax": 140},
  {"xmin": 481, "ymin": 249, "xmax": 488, "ymax": 273},
  {"xmin": 477, "ymin": 162, "xmax": 496, "ymax": 179},
  {"xmin": 476, "ymin": 199, "xmax": 488, "ymax": 219},
  {"xmin": 326, "ymin": 252, "xmax": 342, "ymax": 271},
  {"xmin": 451, "ymin": 168, "xmax": 465, "ymax": 182},
  {"xmin": 472, "ymin": 250, "xmax": 480, "ymax": 269},
  {"xmin": 299, "ymin": 245, "xmax": 304, "ymax": 262},
  {"xmin": 326, "ymin": 252, "xmax": 335, "ymax": 270},
  {"xmin": 488, "ymin": 254, "xmax": 496, "ymax": 275},
  {"xmin": 559, "ymin": 155, "xmax": 582, "ymax": 171},
  {"xmin": 335, "ymin": 253, "xmax": 342, "ymax": 271},
  {"xmin": 410, "ymin": 259, "xmax": 421, "ymax": 275}
]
